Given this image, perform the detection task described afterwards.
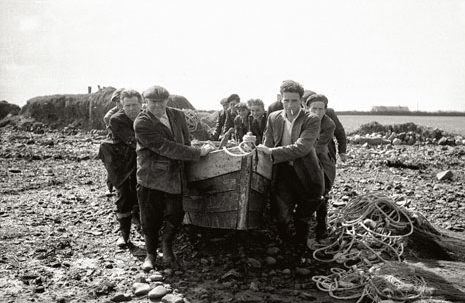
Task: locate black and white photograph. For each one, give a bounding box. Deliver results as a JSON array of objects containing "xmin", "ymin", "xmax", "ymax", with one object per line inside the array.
[{"xmin": 1, "ymin": 1, "xmax": 465, "ymax": 302}]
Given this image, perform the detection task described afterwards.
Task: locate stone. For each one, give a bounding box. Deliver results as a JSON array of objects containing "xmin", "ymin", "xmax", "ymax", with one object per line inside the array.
[
  {"xmin": 436, "ymin": 170, "xmax": 453, "ymax": 181},
  {"xmin": 249, "ymin": 281, "xmax": 259, "ymax": 291},
  {"xmin": 392, "ymin": 138, "xmax": 402, "ymax": 145},
  {"xmin": 161, "ymin": 294, "xmax": 183, "ymax": 303},
  {"xmin": 295, "ymin": 267, "xmax": 311, "ymax": 276},
  {"xmin": 265, "ymin": 256, "xmax": 277, "ymax": 266},
  {"xmin": 438, "ymin": 137, "xmax": 448, "ymax": 145},
  {"xmin": 247, "ymin": 258, "xmax": 261, "ymax": 269},
  {"xmin": 148, "ymin": 285, "xmax": 169, "ymax": 300},
  {"xmin": 133, "ymin": 282, "xmax": 151, "ymax": 296},
  {"xmin": 221, "ymin": 269, "xmax": 242, "ymax": 280},
  {"xmin": 282, "ymin": 268, "xmax": 291, "ymax": 275},
  {"xmin": 149, "ymin": 273, "xmax": 163, "ymax": 282},
  {"xmin": 111, "ymin": 293, "xmax": 131, "ymax": 302},
  {"xmin": 266, "ymin": 247, "xmax": 280, "ymax": 256}
]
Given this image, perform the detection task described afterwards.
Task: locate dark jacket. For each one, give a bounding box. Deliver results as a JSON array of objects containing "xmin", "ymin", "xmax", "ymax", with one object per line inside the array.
[
  {"xmin": 211, "ymin": 110, "xmax": 226, "ymax": 141},
  {"xmin": 134, "ymin": 108, "xmax": 201, "ymax": 194},
  {"xmin": 223, "ymin": 109, "xmax": 237, "ymax": 134},
  {"xmin": 264, "ymin": 110, "xmax": 324, "ymax": 197},
  {"xmin": 316, "ymin": 115, "xmax": 336, "ymax": 187},
  {"xmin": 267, "ymin": 100, "xmax": 283, "ymax": 114},
  {"xmin": 250, "ymin": 112, "xmax": 267, "ymax": 144},
  {"xmin": 325, "ymin": 108, "xmax": 347, "ymax": 158},
  {"xmin": 234, "ymin": 115, "xmax": 252, "ymax": 142},
  {"xmin": 98, "ymin": 110, "xmax": 136, "ymax": 188}
]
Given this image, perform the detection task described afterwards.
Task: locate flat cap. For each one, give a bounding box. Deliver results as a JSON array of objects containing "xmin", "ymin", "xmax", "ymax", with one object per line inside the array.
[
  {"xmin": 110, "ymin": 88, "xmax": 125, "ymax": 103},
  {"xmin": 143, "ymin": 85, "xmax": 170, "ymax": 101}
]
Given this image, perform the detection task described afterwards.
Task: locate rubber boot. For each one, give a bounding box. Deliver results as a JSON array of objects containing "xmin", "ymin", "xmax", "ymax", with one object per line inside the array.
[
  {"xmin": 142, "ymin": 231, "xmax": 159, "ymax": 272},
  {"xmin": 161, "ymin": 222, "xmax": 180, "ymax": 269},
  {"xmin": 276, "ymin": 222, "xmax": 292, "ymax": 244},
  {"xmin": 316, "ymin": 198, "xmax": 329, "ymax": 241},
  {"xmin": 142, "ymin": 253, "xmax": 156, "ymax": 272},
  {"xmin": 116, "ymin": 215, "xmax": 131, "ymax": 248},
  {"xmin": 131, "ymin": 211, "xmax": 142, "ymax": 236},
  {"xmin": 294, "ymin": 220, "xmax": 310, "ymax": 258}
]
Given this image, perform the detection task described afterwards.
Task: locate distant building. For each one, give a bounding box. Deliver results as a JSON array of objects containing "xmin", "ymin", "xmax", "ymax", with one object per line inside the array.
[{"xmin": 371, "ymin": 106, "xmax": 410, "ymax": 112}]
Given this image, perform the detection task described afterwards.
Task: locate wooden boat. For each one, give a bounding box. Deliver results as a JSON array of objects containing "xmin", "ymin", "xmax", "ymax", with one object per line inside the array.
[{"xmin": 183, "ymin": 148, "xmax": 272, "ymax": 230}]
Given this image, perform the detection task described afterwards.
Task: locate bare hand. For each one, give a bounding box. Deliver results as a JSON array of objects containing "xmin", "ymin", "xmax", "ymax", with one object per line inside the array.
[
  {"xmin": 200, "ymin": 146, "xmax": 210, "ymax": 156},
  {"xmin": 256, "ymin": 144, "xmax": 272, "ymax": 155},
  {"xmin": 339, "ymin": 153, "xmax": 348, "ymax": 162}
]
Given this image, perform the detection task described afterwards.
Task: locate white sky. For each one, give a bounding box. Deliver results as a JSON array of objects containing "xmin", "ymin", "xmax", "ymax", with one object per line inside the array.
[{"xmin": 1, "ymin": 0, "xmax": 465, "ymax": 111}]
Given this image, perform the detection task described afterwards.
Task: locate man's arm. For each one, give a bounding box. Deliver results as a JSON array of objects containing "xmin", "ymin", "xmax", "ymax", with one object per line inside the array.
[
  {"xmin": 271, "ymin": 114, "xmax": 320, "ymax": 164},
  {"xmin": 109, "ymin": 115, "xmax": 136, "ymax": 149},
  {"xmin": 211, "ymin": 111, "xmax": 225, "ymax": 141},
  {"xmin": 104, "ymin": 106, "xmax": 119, "ymax": 127},
  {"xmin": 180, "ymin": 111, "xmax": 192, "ymax": 146},
  {"xmin": 135, "ymin": 116, "xmax": 200, "ymax": 161},
  {"xmin": 263, "ymin": 114, "xmax": 275, "ymax": 148},
  {"xmin": 326, "ymin": 108, "xmax": 347, "ymax": 154}
]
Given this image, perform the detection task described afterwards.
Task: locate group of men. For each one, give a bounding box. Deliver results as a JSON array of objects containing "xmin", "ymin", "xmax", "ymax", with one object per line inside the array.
[{"xmin": 100, "ymin": 80, "xmax": 347, "ymax": 272}]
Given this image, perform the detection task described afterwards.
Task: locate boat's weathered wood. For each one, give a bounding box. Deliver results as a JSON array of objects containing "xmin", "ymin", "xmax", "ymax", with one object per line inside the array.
[
  {"xmin": 237, "ymin": 155, "xmax": 252, "ymax": 229},
  {"xmin": 183, "ymin": 149, "xmax": 272, "ymax": 230},
  {"xmin": 186, "ymin": 149, "xmax": 242, "ymax": 181},
  {"xmin": 255, "ymin": 151, "xmax": 272, "ymax": 180},
  {"xmin": 183, "ymin": 191, "xmax": 241, "ymax": 213}
]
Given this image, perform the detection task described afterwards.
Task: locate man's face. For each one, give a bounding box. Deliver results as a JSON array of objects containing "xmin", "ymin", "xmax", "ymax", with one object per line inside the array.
[
  {"xmin": 121, "ymin": 96, "xmax": 142, "ymax": 121},
  {"xmin": 250, "ymin": 105, "xmax": 265, "ymax": 120},
  {"xmin": 229, "ymin": 100, "xmax": 239, "ymax": 111},
  {"xmin": 238, "ymin": 107, "xmax": 249, "ymax": 119},
  {"xmin": 281, "ymin": 92, "xmax": 301, "ymax": 116},
  {"xmin": 146, "ymin": 98, "xmax": 169, "ymax": 118},
  {"xmin": 308, "ymin": 101, "xmax": 326, "ymax": 120}
]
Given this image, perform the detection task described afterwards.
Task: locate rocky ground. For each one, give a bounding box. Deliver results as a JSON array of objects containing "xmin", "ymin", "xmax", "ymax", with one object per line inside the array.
[{"xmin": 1, "ymin": 125, "xmax": 464, "ymax": 303}]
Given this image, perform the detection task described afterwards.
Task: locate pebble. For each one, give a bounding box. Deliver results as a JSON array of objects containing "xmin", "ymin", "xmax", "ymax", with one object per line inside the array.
[
  {"xmin": 133, "ymin": 282, "xmax": 151, "ymax": 296},
  {"xmin": 247, "ymin": 257, "xmax": 261, "ymax": 269},
  {"xmin": 249, "ymin": 281, "xmax": 259, "ymax": 291},
  {"xmin": 282, "ymin": 268, "xmax": 291, "ymax": 275},
  {"xmin": 266, "ymin": 247, "xmax": 280, "ymax": 256},
  {"xmin": 148, "ymin": 285, "xmax": 169, "ymax": 300},
  {"xmin": 161, "ymin": 294, "xmax": 184, "ymax": 303},
  {"xmin": 111, "ymin": 293, "xmax": 131, "ymax": 302},
  {"xmin": 437, "ymin": 170, "xmax": 453, "ymax": 181},
  {"xmin": 265, "ymin": 256, "xmax": 277, "ymax": 266},
  {"xmin": 295, "ymin": 267, "xmax": 311, "ymax": 276},
  {"xmin": 149, "ymin": 273, "xmax": 163, "ymax": 282}
]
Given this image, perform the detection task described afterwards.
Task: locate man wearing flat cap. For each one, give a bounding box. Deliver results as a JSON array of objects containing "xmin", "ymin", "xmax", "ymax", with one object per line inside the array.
[
  {"xmin": 134, "ymin": 85, "xmax": 211, "ymax": 271},
  {"xmin": 304, "ymin": 94, "xmax": 336, "ymax": 242}
]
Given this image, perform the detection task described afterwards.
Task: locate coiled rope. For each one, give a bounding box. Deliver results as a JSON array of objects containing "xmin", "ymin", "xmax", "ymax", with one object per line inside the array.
[
  {"xmin": 310, "ymin": 193, "xmax": 428, "ymax": 302},
  {"xmin": 222, "ymin": 132, "xmax": 257, "ymax": 157}
]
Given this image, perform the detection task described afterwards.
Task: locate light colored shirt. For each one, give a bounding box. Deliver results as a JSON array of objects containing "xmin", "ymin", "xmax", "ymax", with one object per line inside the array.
[
  {"xmin": 281, "ymin": 108, "xmax": 301, "ymax": 165},
  {"xmin": 281, "ymin": 108, "xmax": 301, "ymax": 146}
]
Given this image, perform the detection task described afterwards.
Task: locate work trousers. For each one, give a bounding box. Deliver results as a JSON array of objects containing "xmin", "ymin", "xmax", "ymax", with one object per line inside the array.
[
  {"xmin": 137, "ymin": 185, "xmax": 184, "ymax": 255},
  {"xmin": 271, "ymin": 163, "xmax": 323, "ymax": 226},
  {"xmin": 115, "ymin": 172, "xmax": 139, "ymax": 217}
]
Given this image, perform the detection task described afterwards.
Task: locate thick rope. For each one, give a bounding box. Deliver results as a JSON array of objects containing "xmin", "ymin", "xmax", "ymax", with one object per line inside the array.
[{"xmin": 310, "ymin": 193, "xmax": 427, "ymax": 302}]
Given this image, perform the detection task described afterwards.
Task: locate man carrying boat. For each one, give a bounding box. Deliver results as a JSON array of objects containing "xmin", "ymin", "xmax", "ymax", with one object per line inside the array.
[
  {"xmin": 304, "ymin": 94, "xmax": 336, "ymax": 242},
  {"xmin": 134, "ymin": 85, "xmax": 212, "ymax": 271},
  {"xmin": 257, "ymin": 80, "xmax": 324, "ymax": 258},
  {"xmin": 99, "ymin": 89, "xmax": 142, "ymax": 247},
  {"xmin": 269, "ymin": 89, "xmax": 347, "ymax": 163},
  {"xmin": 249, "ymin": 98, "xmax": 267, "ymax": 145}
]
